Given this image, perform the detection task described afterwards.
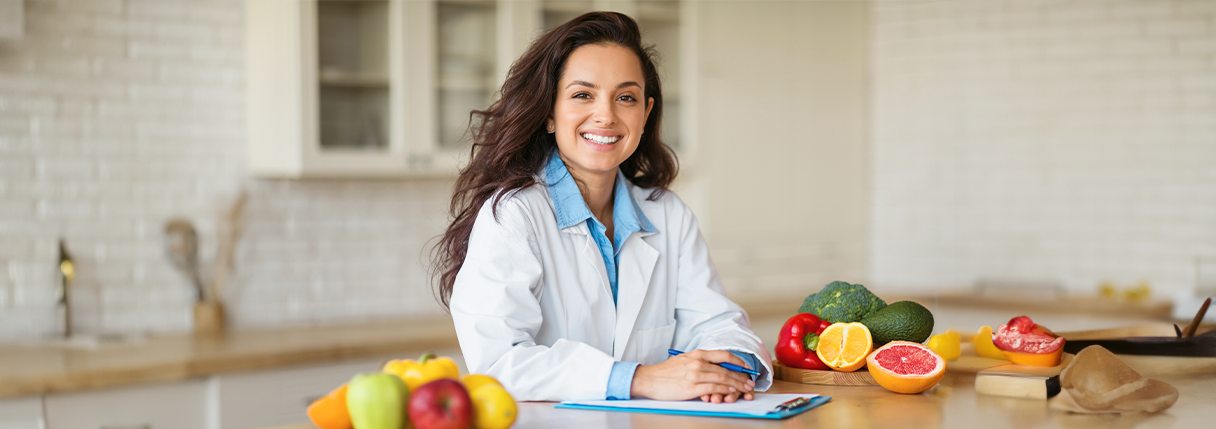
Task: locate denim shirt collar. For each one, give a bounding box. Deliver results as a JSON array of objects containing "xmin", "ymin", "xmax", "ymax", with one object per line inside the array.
[{"xmin": 543, "ymin": 150, "xmax": 655, "ymax": 244}]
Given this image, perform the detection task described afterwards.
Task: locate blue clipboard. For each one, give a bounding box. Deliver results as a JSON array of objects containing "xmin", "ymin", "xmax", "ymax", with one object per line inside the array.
[{"xmin": 554, "ymin": 395, "xmax": 830, "ymax": 420}]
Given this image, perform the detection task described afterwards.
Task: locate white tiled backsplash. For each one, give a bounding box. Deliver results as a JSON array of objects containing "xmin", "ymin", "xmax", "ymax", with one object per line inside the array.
[
  {"xmin": 2, "ymin": 0, "xmax": 1214, "ymax": 341},
  {"xmin": 869, "ymin": 0, "xmax": 1216, "ymax": 294},
  {"xmin": 0, "ymin": 0, "xmax": 454, "ymax": 339}
]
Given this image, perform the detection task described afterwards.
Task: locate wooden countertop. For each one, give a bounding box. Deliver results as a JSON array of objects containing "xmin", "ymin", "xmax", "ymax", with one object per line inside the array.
[
  {"xmin": 0, "ymin": 293, "xmax": 1188, "ymax": 401},
  {"xmin": 0, "ymin": 299, "xmax": 791, "ymax": 399},
  {"xmin": 0, "ymin": 317, "xmax": 459, "ymax": 399},
  {"xmin": 261, "ymin": 372, "xmax": 1216, "ymax": 429}
]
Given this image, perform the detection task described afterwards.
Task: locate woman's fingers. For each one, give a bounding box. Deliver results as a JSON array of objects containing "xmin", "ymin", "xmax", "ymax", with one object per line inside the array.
[
  {"xmin": 689, "ymin": 349, "xmax": 750, "ymax": 369},
  {"xmin": 693, "ymin": 382, "xmax": 735, "ymax": 397},
  {"xmin": 632, "ymin": 350, "xmax": 759, "ymax": 401},
  {"xmin": 685, "ymin": 358, "xmax": 752, "ymax": 388},
  {"xmin": 685, "ymin": 357, "xmax": 749, "ymax": 381},
  {"xmin": 697, "ymin": 390, "xmax": 748, "ymax": 403}
]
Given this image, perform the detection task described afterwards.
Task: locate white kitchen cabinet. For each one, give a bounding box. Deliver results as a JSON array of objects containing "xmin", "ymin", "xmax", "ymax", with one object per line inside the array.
[
  {"xmin": 216, "ymin": 348, "xmax": 464, "ymax": 429},
  {"xmin": 246, "ymin": 0, "xmax": 433, "ymax": 178},
  {"xmin": 245, "ymin": 0, "xmax": 692, "ymax": 179},
  {"xmin": 0, "ymin": 395, "xmax": 43, "ymax": 429},
  {"xmin": 213, "ymin": 357, "xmax": 382, "ymax": 429},
  {"xmin": 43, "ymin": 380, "xmax": 209, "ymax": 429}
]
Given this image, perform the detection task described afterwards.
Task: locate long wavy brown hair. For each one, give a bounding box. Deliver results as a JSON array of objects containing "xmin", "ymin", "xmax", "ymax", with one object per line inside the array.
[{"xmin": 430, "ymin": 11, "xmax": 678, "ymax": 310}]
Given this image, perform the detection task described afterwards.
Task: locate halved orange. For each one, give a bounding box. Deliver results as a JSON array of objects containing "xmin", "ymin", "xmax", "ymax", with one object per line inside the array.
[
  {"xmin": 866, "ymin": 341, "xmax": 945, "ymax": 394},
  {"xmin": 815, "ymin": 322, "xmax": 873, "ymax": 372}
]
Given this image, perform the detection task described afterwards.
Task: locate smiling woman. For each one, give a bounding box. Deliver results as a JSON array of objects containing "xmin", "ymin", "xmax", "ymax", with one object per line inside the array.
[
  {"xmin": 431, "ymin": 12, "xmax": 772, "ymax": 403},
  {"xmin": 549, "ymin": 44, "xmax": 654, "ymax": 181}
]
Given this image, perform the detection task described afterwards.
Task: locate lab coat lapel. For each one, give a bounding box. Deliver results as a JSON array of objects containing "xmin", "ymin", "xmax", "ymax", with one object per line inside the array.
[
  {"xmin": 566, "ymin": 224, "xmax": 616, "ymax": 328},
  {"xmin": 612, "ymin": 231, "xmax": 659, "ymax": 360}
]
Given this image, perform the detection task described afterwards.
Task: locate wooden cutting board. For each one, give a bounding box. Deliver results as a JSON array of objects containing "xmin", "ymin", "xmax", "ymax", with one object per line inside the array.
[
  {"xmin": 772, "ymin": 347, "xmax": 1010, "ymax": 386},
  {"xmin": 772, "ymin": 362, "xmax": 878, "ymax": 386}
]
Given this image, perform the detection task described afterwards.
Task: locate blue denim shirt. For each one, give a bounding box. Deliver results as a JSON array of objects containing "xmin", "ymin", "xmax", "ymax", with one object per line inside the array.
[{"xmin": 544, "ymin": 151, "xmax": 758, "ymax": 400}]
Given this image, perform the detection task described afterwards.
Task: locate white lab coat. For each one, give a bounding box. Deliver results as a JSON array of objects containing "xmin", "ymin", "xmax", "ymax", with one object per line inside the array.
[{"xmin": 449, "ymin": 174, "xmax": 774, "ymax": 401}]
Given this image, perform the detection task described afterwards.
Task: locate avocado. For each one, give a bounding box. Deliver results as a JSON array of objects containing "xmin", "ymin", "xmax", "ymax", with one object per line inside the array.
[{"xmin": 859, "ymin": 300, "xmax": 934, "ymax": 345}]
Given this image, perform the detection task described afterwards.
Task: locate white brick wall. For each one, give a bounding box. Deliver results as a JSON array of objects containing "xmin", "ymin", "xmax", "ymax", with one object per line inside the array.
[
  {"xmin": 870, "ymin": 0, "xmax": 1216, "ymax": 295},
  {"xmin": 6, "ymin": 0, "xmax": 1210, "ymax": 340},
  {"xmin": 0, "ymin": 0, "xmax": 453, "ymax": 340}
]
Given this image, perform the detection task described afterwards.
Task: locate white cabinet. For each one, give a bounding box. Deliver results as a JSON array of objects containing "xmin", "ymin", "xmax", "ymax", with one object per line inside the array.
[
  {"xmin": 1, "ymin": 346, "xmax": 466, "ymax": 429},
  {"xmin": 213, "ymin": 358, "xmax": 382, "ymax": 429},
  {"xmin": 43, "ymin": 380, "xmax": 209, "ymax": 429},
  {"xmin": 246, "ymin": 0, "xmax": 435, "ymax": 178},
  {"xmin": 0, "ymin": 396, "xmax": 43, "ymax": 429},
  {"xmin": 245, "ymin": 0, "xmax": 692, "ymax": 179},
  {"xmin": 217, "ymin": 347, "xmax": 464, "ymax": 429}
]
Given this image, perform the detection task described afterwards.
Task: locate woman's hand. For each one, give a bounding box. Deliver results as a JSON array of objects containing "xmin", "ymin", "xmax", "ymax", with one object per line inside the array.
[
  {"xmin": 630, "ymin": 349, "xmax": 756, "ymax": 401},
  {"xmin": 700, "ymin": 391, "xmax": 754, "ymax": 403}
]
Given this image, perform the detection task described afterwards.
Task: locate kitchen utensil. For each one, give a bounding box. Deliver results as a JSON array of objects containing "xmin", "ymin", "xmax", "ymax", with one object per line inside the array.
[
  {"xmin": 57, "ymin": 239, "xmax": 74, "ymax": 338},
  {"xmin": 1062, "ymin": 333, "xmax": 1216, "ymax": 357},
  {"xmin": 163, "ymin": 219, "xmax": 204, "ymax": 302},
  {"xmin": 206, "ymin": 191, "xmax": 247, "ymax": 304},
  {"xmin": 1060, "ymin": 303, "xmax": 1216, "ymax": 357},
  {"xmin": 1181, "ymin": 297, "xmax": 1211, "ymax": 338}
]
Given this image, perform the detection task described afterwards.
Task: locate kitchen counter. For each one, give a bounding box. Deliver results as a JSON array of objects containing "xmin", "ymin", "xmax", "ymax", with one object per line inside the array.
[
  {"xmin": 0, "ymin": 293, "xmax": 1181, "ymax": 400},
  {"xmin": 260, "ymin": 370, "xmax": 1216, "ymax": 429},
  {"xmin": 0, "ymin": 317, "xmax": 459, "ymax": 399}
]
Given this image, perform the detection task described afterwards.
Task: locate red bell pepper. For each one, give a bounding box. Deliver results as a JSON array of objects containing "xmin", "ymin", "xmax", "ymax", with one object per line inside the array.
[{"xmin": 775, "ymin": 313, "xmax": 833, "ymax": 370}]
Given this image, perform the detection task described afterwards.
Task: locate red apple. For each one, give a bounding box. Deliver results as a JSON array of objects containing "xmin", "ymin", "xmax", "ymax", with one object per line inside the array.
[{"xmin": 408, "ymin": 378, "xmax": 473, "ymax": 429}]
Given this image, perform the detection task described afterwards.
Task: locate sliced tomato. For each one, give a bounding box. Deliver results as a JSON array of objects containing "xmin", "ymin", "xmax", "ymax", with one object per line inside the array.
[{"xmin": 992, "ymin": 316, "xmax": 1065, "ymax": 354}]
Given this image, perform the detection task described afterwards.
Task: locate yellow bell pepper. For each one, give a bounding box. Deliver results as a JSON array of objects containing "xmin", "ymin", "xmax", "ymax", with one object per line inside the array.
[
  {"xmin": 973, "ymin": 326, "xmax": 1010, "ymax": 361},
  {"xmin": 383, "ymin": 353, "xmax": 460, "ymax": 392}
]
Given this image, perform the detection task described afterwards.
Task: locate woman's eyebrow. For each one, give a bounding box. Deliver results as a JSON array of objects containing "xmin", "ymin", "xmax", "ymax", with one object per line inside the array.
[
  {"xmin": 567, "ymin": 80, "xmax": 597, "ymax": 89},
  {"xmin": 565, "ymin": 80, "xmax": 642, "ymax": 90}
]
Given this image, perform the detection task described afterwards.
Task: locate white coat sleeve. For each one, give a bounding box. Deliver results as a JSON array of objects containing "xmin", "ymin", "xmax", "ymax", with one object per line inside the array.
[
  {"xmin": 449, "ymin": 197, "xmax": 616, "ymax": 401},
  {"xmin": 670, "ymin": 203, "xmax": 775, "ymax": 391}
]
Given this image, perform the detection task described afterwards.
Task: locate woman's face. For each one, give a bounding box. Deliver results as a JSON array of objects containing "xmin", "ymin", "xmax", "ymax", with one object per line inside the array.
[{"xmin": 549, "ymin": 43, "xmax": 654, "ymax": 182}]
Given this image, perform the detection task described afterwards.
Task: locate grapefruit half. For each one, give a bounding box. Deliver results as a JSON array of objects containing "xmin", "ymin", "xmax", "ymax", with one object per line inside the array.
[{"xmin": 866, "ymin": 341, "xmax": 945, "ymax": 394}]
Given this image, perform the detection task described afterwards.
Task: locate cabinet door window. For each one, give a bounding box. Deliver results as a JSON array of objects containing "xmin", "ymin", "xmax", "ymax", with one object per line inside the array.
[
  {"xmin": 317, "ymin": 0, "xmax": 391, "ymax": 150},
  {"xmin": 437, "ymin": 0, "xmax": 498, "ymax": 150},
  {"xmin": 636, "ymin": 1, "xmax": 681, "ymax": 150}
]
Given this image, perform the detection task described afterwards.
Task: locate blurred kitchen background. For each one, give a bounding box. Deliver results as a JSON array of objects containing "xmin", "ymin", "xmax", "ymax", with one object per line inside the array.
[{"xmin": 0, "ymin": 0, "xmax": 1214, "ymax": 342}]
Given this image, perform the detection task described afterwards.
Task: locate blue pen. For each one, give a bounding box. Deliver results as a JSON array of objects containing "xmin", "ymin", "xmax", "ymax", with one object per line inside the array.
[{"xmin": 667, "ymin": 349, "xmax": 760, "ymax": 376}]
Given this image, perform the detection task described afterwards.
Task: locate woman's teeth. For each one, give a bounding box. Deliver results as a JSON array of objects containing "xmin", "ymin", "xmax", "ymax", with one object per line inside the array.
[{"xmin": 581, "ymin": 133, "xmax": 621, "ymax": 145}]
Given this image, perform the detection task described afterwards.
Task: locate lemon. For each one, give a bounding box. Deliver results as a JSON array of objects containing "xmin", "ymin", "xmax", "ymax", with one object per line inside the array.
[
  {"xmin": 972, "ymin": 326, "xmax": 1009, "ymax": 360},
  {"xmin": 462, "ymin": 374, "xmax": 504, "ymax": 394},
  {"xmin": 926, "ymin": 329, "xmax": 961, "ymax": 361},
  {"xmin": 470, "ymin": 385, "xmax": 517, "ymax": 429}
]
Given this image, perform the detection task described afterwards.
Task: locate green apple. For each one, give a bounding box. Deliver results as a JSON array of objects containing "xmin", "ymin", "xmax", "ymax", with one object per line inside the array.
[{"xmin": 346, "ymin": 372, "xmax": 409, "ymax": 429}]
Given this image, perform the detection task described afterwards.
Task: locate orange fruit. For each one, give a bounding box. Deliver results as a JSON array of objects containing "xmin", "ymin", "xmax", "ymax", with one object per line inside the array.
[
  {"xmin": 866, "ymin": 341, "xmax": 945, "ymax": 394},
  {"xmin": 1003, "ymin": 348, "xmax": 1064, "ymax": 367},
  {"xmin": 815, "ymin": 322, "xmax": 873, "ymax": 372},
  {"xmin": 306, "ymin": 383, "xmax": 353, "ymax": 429}
]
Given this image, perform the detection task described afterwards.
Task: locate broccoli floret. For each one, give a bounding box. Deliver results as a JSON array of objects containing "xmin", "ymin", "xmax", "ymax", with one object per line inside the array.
[{"xmin": 796, "ymin": 281, "xmax": 887, "ymax": 323}]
